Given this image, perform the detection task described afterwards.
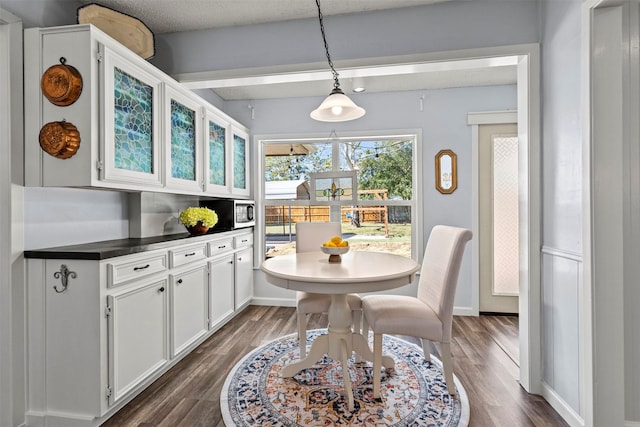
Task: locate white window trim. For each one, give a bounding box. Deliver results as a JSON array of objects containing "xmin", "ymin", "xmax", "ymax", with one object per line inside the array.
[{"xmin": 253, "ymin": 129, "xmax": 423, "ymax": 264}]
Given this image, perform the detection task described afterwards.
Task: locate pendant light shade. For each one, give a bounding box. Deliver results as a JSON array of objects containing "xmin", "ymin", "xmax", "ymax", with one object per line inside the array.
[
  {"xmin": 310, "ymin": 0, "xmax": 365, "ymax": 122},
  {"xmin": 310, "ymin": 88, "xmax": 366, "ymax": 122}
]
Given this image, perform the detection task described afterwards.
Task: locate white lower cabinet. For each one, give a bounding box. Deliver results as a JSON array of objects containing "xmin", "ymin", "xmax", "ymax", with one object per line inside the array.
[
  {"xmin": 235, "ymin": 247, "xmax": 253, "ymax": 310},
  {"xmin": 209, "ymin": 254, "xmax": 235, "ymax": 331},
  {"xmin": 107, "ymin": 278, "xmax": 169, "ymax": 405},
  {"xmin": 25, "ymin": 229, "xmax": 253, "ymax": 426},
  {"xmin": 170, "ymin": 263, "xmax": 209, "ymax": 357}
]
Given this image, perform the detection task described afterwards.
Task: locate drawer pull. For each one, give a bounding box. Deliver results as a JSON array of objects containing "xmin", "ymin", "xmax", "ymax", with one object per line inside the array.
[
  {"xmin": 218, "ymin": 245, "xmax": 227, "ymax": 249},
  {"xmin": 133, "ymin": 264, "xmax": 150, "ymax": 271},
  {"xmin": 158, "ymin": 287, "xmax": 165, "ymax": 292},
  {"xmin": 241, "ymin": 239, "xmax": 248, "ymax": 243},
  {"xmin": 177, "ymin": 279, "xmax": 183, "ymax": 284},
  {"xmin": 184, "ymin": 252, "xmax": 197, "ymax": 257}
]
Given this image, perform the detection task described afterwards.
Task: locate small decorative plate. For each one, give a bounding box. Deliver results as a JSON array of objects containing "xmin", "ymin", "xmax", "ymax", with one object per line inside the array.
[
  {"xmin": 38, "ymin": 120, "xmax": 81, "ymax": 159},
  {"xmin": 40, "ymin": 58, "xmax": 83, "ymax": 106}
]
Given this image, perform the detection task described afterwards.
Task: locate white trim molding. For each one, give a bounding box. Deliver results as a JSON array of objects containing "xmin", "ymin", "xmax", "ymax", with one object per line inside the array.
[{"xmin": 542, "ymin": 382, "xmax": 586, "ymax": 427}]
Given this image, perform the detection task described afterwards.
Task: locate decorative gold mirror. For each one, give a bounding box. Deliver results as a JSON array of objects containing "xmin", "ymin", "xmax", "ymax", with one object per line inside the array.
[{"xmin": 435, "ymin": 149, "xmax": 457, "ymax": 194}]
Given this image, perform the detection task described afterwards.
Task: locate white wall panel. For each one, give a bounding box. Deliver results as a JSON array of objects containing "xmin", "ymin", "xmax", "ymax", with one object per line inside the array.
[{"xmin": 542, "ymin": 249, "xmax": 581, "ymax": 415}]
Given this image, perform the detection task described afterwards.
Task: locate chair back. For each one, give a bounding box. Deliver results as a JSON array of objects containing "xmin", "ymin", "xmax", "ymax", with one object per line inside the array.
[
  {"xmin": 417, "ymin": 225, "xmax": 472, "ymax": 341},
  {"xmin": 295, "ymin": 222, "xmax": 342, "ymax": 253}
]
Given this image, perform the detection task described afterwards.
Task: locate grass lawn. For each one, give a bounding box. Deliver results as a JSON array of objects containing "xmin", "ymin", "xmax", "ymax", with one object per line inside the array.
[{"xmin": 265, "ymin": 222, "xmax": 412, "ymax": 257}]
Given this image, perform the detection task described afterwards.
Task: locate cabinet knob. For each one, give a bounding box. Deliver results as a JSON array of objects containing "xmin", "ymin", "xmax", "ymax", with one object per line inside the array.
[
  {"xmin": 237, "ymin": 257, "xmax": 242, "ymax": 261},
  {"xmin": 177, "ymin": 279, "xmax": 183, "ymax": 284},
  {"xmin": 159, "ymin": 287, "xmax": 165, "ymax": 292}
]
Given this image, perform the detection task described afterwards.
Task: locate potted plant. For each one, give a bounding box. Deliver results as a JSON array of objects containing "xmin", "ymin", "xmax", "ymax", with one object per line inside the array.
[{"xmin": 179, "ymin": 207, "xmax": 218, "ymax": 236}]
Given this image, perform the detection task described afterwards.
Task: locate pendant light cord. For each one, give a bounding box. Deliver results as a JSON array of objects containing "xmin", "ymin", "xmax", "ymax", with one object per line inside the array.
[{"xmin": 315, "ymin": 0, "xmax": 341, "ymax": 92}]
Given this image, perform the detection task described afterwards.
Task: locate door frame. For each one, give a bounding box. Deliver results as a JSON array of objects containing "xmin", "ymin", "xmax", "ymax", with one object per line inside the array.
[
  {"xmin": 468, "ymin": 112, "xmax": 519, "ymax": 316},
  {"xmin": 0, "ymin": 7, "xmax": 23, "ymax": 427}
]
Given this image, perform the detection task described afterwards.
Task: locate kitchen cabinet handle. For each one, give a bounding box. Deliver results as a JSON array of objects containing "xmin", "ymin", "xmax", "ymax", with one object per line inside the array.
[
  {"xmin": 158, "ymin": 287, "xmax": 165, "ymax": 292},
  {"xmin": 185, "ymin": 252, "xmax": 196, "ymax": 257},
  {"xmin": 218, "ymin": 245, "xmax": 226, "ymax": 249},
  {"xmin": 238, "ymin": 257, "xmax": 242, "ymax": 261},
  {"xmin": 177, "ymin": 279, "xmax": 183, "ymax": 284},
  {"xmin": 134, "ymin": 264, "xmax": 150, "ymax": 271}
]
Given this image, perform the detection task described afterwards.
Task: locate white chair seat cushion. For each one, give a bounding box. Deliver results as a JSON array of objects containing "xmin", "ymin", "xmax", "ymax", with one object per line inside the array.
[
  {"xmin": 362, "ymin": 295, "xmax": 443, "ymax": 341},
  {"xmin": 297, "ymin": 292, "xmax": 361, "ymax": 314}
]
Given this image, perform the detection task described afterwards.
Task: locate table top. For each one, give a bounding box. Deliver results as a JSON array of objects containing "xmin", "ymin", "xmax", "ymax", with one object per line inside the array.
[{"xmin": 260, "ymin": 251, "xmax": 420, "ymax": 294}]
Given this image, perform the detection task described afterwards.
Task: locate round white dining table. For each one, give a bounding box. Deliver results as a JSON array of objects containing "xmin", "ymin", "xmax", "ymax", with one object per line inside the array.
[{"xmin": 260, "ymin": 250, "xmax": 420, "ymax": 410}]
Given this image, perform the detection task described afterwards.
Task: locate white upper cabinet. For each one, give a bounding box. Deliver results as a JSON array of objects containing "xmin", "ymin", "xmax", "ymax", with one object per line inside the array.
[
  {"xmin": 204, "ymin": 108, "xmax": 232, "ymax": 196},
  {"xmin": 101, "ymin": 44, "xmax": 163, "ymax": 188},
  {"xmin": 231, "ymin": 126, "xmax": 250, "ymax": 197},
  {"xmin": 163, "ymin": 83, "xmax": 204, "ymax": 193},
  {"xmin": 24, "ymin": 25, "xmax": 249, "ymax": 197}
]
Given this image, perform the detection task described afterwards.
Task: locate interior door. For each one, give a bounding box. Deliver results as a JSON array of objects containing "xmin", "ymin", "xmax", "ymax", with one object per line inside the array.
[{"xmin": 479, "ymin": 123, "xmax": 519, "ymax": 313}]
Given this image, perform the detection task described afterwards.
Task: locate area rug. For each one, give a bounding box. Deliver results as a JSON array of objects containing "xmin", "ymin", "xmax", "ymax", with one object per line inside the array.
[{"xmin": 221, "ymin": 329, "xmax": 469, "ymax": 426}]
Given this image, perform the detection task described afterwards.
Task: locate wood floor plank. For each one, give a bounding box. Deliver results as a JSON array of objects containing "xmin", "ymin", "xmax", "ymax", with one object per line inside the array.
[{"xmin": 102, "ymin": 307, "xmax": 568, "ymax": 426}]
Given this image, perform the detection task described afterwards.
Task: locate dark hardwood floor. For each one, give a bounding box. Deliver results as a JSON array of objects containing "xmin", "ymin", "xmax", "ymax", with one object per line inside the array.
[{"xmin": 102, "ymin": 306, "xmax": 567, "ymax": 426}]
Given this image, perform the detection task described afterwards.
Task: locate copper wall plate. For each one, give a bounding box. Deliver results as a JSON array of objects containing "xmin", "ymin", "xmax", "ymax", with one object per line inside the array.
[
  {"xmin": 41, "ymin": 58, "xmax": 83, "ymax": 106},
  {"xmin": 39, "ymin": 121, "xmax": 81, "ymax": 159}
]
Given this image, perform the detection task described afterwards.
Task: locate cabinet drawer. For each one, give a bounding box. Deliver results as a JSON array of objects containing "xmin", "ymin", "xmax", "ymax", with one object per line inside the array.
[
  {"xmin": 169, "ymin": 243, "xmax": 208, "ymax": 268},
  {"xmin": 208, "ymin": 238, "xmax": 234, "ymax": 257},
  {"xmin": 234, "ymin": 234, "xmax": 253, "ymax": 249},
  {"xmin": 107, "ymin": 253, "xmax": 168, "ymax": 288}
]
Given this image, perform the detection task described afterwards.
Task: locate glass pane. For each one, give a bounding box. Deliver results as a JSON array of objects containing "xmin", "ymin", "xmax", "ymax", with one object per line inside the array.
[
  {"xmin": 209, "ymin": 120, "xmax": 226, "ymax": 186},
  {"xmin": 492, "ymin": 136, "xmax": 519, "ymax": 295},
  {"xmin": 233, "ymin": 134, "xmax": 246, "ymax": 189},
  {"xmin": 264, "ymin": 205, "xmax": 411, "ymax": 258},
  {"xmin": 170, "ymin": 99, "xmax": 196, "ymax": 181},
  {"xmin": 339, "ymin": 139, "xmax": 413, "ymax": 201},
  {"xmin": 113, "ymin": 67, "xmax": 153, "ymax": 173},
  {"xmin": 264, "ymin": 142, "xmax": 332, "ymax": 184}
]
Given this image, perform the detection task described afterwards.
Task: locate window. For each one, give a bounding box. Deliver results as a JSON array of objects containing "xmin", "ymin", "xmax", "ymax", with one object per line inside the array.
[{"xmin": 257, "ymin": 132, "xmax": 421, "ymax": 261}]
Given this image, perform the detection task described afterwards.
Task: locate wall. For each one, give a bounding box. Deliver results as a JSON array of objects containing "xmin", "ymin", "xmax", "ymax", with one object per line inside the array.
[
  {"xmin": 539, "ymin": 0, "xmax": 583, "ymax": 421},
  {"xmin": 152, "ymin": 0, "xmax": 538, "ymax": 75},
  {"xmin": 225, "ymin": 85, "xmax": 517, "ymax": 308}
]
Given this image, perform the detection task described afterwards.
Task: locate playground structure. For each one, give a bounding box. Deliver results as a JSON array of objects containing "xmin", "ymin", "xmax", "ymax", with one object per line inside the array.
[{"xmin": 265, "ymin": 189, "xmax": 390, "ymax": 238}]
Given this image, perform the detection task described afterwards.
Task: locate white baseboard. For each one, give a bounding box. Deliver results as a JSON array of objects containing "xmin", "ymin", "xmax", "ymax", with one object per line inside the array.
[
  {"xmin": 452, "ymin": 306, "xmax": 477, "ymax": 316},
  {"xmin": 541, "ymin": 382, "xmax": 584, "ymax": 427},
  {"xmin": 626, "ymin": 421, "xmax": 640, "ymax": 426},
  {"xmin": 251, "ymin": 297, "xmax": 296, "ymax": 307}
]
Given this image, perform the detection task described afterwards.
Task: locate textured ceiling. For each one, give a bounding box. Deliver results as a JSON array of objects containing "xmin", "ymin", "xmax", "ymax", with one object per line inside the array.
[{"xmin": 77, "ymin": 0, "xmax": 449, "ymax": 34}]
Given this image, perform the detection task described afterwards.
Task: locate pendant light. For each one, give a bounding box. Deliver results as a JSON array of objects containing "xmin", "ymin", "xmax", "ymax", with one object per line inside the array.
[{"xmin": 310, "ymin": 0, "xmax": 365, "ymax": 122}]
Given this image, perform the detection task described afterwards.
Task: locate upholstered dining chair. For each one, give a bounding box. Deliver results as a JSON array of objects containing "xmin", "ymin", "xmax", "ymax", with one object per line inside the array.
[
  {"xmin": 295, "ymin": 222, "xmax": 362, "ymax": 358},
  {"xmin": 362, "ymin": 225, "xmax": 472, "ymax": 398}
]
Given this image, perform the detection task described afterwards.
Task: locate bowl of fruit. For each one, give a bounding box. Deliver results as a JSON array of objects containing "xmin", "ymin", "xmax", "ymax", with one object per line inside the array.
[{"xmin": 321, "ymin": 236, "xmax": 349, "ymax": 263}]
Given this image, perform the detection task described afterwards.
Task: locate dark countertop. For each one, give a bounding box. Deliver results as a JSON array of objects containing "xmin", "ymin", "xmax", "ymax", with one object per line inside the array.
[{"xmin": 24, "ymin": 227, "xmax": 241, "ymax": 260}]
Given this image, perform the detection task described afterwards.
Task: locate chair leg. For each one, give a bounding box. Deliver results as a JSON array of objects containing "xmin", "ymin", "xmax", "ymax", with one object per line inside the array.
[
  {"xmin": 440, "ymin": 342, "xmax": 456, "ymax": 395},
  {"xmin": 297, "ymin": 312, "xmax": 307, "ymax": 358},
  {"xmin": 352, "ymin": 309, "xmax": 363, "ymax": 362},
  {"xmin": 373, "ymin": 333, "xmax": 383, "ymax": 399},
  {"xmin": 421, "ymin": 338, "xmax": 432, "ymax": 362},
  {"xmin": 351, "ymin": 309, "xmax": 362, "ymax": 335},
  {"xmin": 362, "ymin": 315, "xmax": 369, "ymax": 338}
]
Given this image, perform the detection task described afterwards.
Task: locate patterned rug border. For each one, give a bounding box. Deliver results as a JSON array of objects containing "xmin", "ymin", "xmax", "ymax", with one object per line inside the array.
[{"xmin": 221, "ymin": 329, "xmax": 470, "ymax": 426}]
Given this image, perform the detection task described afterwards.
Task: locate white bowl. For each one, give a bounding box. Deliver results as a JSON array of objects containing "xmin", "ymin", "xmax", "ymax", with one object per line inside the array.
[{"xmin": 320, "ymin": 245, "xmax": 349, "ymax": 255}]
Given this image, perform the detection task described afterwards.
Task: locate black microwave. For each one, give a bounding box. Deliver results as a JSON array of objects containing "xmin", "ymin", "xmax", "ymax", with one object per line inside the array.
[{"xmin": 202, "ymin": 199, "xmax": 255, "ymax": 229}]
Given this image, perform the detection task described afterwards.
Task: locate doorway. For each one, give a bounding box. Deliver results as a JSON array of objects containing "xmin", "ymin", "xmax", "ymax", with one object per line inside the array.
[{"xmin": 478, "ymin": 123, "xmax": 519, "ymax": 314}]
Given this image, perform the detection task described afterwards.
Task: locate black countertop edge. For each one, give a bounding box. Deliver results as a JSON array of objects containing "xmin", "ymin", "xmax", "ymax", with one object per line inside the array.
[{"xmin": 24, "ymin": 227, "xmax": 244, "ymax": 260}]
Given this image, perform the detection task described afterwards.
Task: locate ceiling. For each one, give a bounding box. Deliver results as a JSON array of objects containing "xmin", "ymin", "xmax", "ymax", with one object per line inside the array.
[{"xmin": 78, "ymin": 0, "xmax": 518, "ymax": 101}]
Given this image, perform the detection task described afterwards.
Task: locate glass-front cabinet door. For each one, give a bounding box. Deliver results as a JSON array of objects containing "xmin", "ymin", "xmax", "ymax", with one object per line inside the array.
[
  {"xmin": 101, "ymin": 45, "xmax": 163, "ymax": 187},
  {"xmin": 163, "ymin": 83, "xmax": 203, "ymax": 193},
  {"xmin": 204, "ymin": 109, "xmax": 231, "ymax": 195},
  {"xmin": 231, "ymin": 126, "xmax": 250, "ymax": 197}
]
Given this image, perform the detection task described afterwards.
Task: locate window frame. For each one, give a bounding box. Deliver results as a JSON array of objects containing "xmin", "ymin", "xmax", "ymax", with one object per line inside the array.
[{"xmin": 253, "ymin": 130, "xmax": 424, "ymax": 263}]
